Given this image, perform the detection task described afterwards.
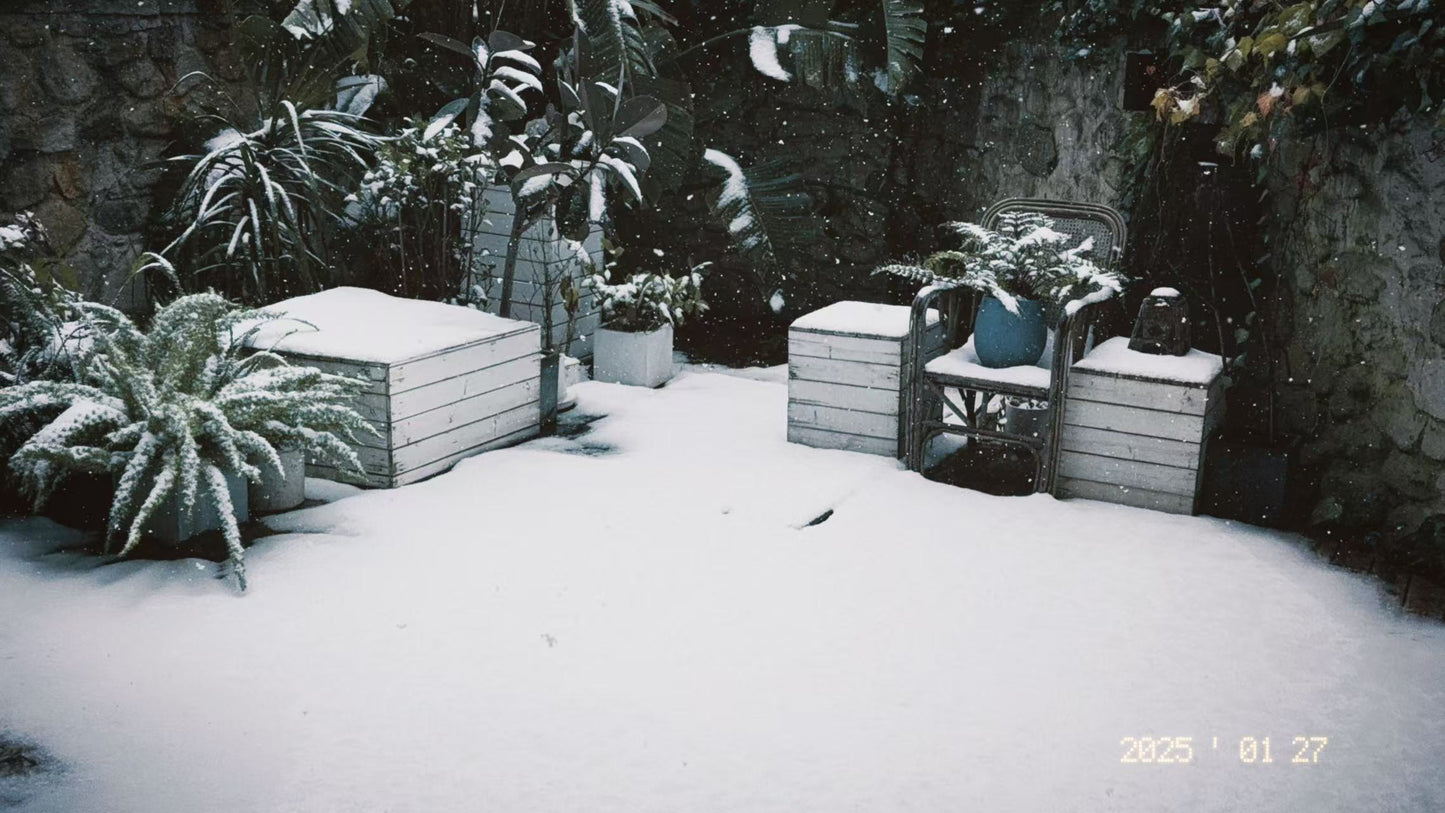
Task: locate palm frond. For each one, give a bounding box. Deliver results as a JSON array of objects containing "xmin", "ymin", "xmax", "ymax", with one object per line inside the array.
[
  {"xmin": 701, "ymin": 149, "xmax": 819, "ymax": 297},
  {"xmin": 879, "ymin": 0, "xmax": 926, "ymax": 94}
]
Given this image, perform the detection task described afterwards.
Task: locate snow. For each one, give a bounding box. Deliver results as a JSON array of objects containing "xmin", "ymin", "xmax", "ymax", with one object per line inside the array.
[
  {"xmin": 701, "ymin": 149, "xmax": 747, "ymax": 209},
  {"xmin": 926, "ymin": 338, "xmax": 1051, "ymax": 389},
  {"xmin": 244, "ymin": 287, "xmax": 531, "ymax": 364},
  {"xmin": 791, "ymin": 300, "xmax": 939, "ymax": 339},
  {"xmin": 748, "ymin": 26, "xmax": 792, "ymax": 82},
  {"xmin": 2, "ymin": 369, "xmax": 1445, "ymax": 811},
  {"xmin": 1074, "ymin": 336, "xmax": 1224, "ymax": 386}
]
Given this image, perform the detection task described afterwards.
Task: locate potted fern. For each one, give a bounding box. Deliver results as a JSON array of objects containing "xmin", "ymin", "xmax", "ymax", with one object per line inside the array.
[
  {"xmin": 0, "ymin": 293, "xmax": 373, "ymax": 591},
  {"xmin": 879, "ymin": 213, "xmax": 1124, "ymax": 368},
  {"xmin": 589, "ymin": 268, "xmax": 708, "ymax": 388}
]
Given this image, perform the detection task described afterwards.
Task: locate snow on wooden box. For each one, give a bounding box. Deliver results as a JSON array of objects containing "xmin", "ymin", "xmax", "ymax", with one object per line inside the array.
[
  {"xmin": 1058, "ymin": 337, "xmax": 1225, "ymax": 515},
  {"xmin": 469, "ymin": 185, "xmax": 604, "ymax": 357},
  {"xmin": 787, "ymin": 301, "xmax": 945, "ymax": 458},
  {"xmin": 248, "ymin": 288, "xmax": 543, "ymax": 489}
]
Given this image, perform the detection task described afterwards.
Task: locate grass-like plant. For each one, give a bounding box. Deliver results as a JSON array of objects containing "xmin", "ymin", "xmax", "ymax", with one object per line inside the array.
[{"xmin": 0, "ymin": 293, "xmax": 374, "ymax": 590}]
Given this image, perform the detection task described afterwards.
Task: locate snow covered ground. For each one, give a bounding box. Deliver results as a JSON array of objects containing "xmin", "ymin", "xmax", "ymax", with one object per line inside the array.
[{"xmin": 2, "ymin": 366, "xmax": 1444, "ymax": 812}]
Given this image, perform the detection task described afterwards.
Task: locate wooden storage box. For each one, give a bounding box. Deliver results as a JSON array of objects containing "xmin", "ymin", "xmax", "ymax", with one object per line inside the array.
[
  {"xmin": 787, "ymin": 301, "xmax": 944, "ymax": 457},
  {"xmin": 1057, "ymin": 337, "xmax": 1225, "ymax": 514},
  {"xmin": 469, "ymin": 185, "xmax": 604, "ymax": 358},
  {"xmin": 249, "ymin": 288, "xmax": 542, "ymax": 489}
]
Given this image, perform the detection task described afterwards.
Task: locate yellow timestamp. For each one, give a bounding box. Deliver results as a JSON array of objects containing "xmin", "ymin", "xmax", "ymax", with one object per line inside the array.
[{"xmin": 1119, "ymin": 736, "xmax": 1329, "ymax": 765}]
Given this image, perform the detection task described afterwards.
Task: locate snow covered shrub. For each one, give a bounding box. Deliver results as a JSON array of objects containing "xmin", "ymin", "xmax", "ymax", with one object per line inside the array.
[
  {"xmin": 345, "ymin": 119, "xmax": 495, "ymax": 301},
  {"xmin": 0, "ymin": 213, "xmax": 80, "ymax": 386},
  {"xmin": 589, "ymin": 268, "xmax": 708, "ymax": 333},
  {"xmin": 150, "ymin": 102, "xmax": 382, "ymax": 304},
  {"xmin": 877, "ymin": 213, "xmax": 1126, "ymax": 318},
  {"xmin": 0, "ymin": 293, "xmax": 374, "ymax": 590}
]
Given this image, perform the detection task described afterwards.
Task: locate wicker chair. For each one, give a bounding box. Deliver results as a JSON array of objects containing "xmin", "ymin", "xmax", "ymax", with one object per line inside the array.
[{"xmin": 902, "ymin": 199, "xmax": 1127, "ymax": 492}]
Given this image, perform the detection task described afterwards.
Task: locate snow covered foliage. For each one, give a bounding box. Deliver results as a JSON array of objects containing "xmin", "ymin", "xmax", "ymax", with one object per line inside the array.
[
  {"xmin": 421, "ymin": 31, "xmax": 545, "ymax": 150},
  {"xmin": 701, "ymin": 149, "xmax": 815, "ymax": 303},
  {"xmin": 156, "ymin": 106, "xmax": 382, "ymax": 303},
  {"xmin": 345, "ymin": 120, "xmax": 494, "ymax": 300},
  {"xmin": 741, "ymin": 2, "xmax": 924, "ymax": 95},
  {"xmin": 0, "ymin": 294, "xmax": 374, "ymax": 590},
  {"xmin": 589, "ymin": 268, "xmax": 708, "ymax": 333},
  {"xmin": 877, "ymin": 213, "xmax": 1126, "ymax": 318},
  {"xmin": 0, "ymin": 213, "xmax": 80, "ymax": 386}
]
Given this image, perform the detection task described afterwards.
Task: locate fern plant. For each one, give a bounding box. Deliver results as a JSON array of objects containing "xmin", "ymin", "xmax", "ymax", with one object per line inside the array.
[
  {"xmin": 0, "ymin": 293, "xmax": 374, "ymax": 591},
  {"xmin": 877, "ymin": 213, "xmax": 1127, "ymax": 319}
]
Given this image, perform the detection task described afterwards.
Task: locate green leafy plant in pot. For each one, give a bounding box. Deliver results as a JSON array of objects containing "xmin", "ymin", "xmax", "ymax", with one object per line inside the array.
[
  {"xmin": 0, "ymin": 293, "xmax": 374, "ymax": 591},
  {"xmin": 588, "ymin": 266, "xmax": 708, "ymax": 388},
  {"xmin": 879, "ymin": 213, "xmax": 1125, "ymax": 368}
]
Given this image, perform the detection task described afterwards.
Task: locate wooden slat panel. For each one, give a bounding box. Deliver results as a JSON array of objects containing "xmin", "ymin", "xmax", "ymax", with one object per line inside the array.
[
  {"xmin": 789, "ymin": 356, "xmax": 900, "ymax": 389},
  {"xmin": 787, "ymin": 425, "xmax": 897, "ymax": 457},
  {"xmin": 392, "ymin": 378, "xmax": 540, "ymax": 446},
  {"xmin": 1057, "ymin": 449, "xmax": 1198, "ymax": 496},
  {"xmin": 1057, "ymin": 476, "xmax": 1195, "ymax": 515},
  {"xmin": 1069, "ymin": 370, "xmax": 1213, "ymax": 416},
  {"xmin": 789, "ymin": 379, "xmax": 901, "ymax": 415},
  {"xmin": 274, "ymin": 354, "xmax": 389, "ymax": 395},
  {"xmin": 789, "ymin": 334, "xmax": 902, "ymax": 365},
  {"xmin": 388, "ymin": 327, "xmax": 538, "ymax": 394},
  {"xmin": 393, "ymin": 401, "xmax": 539, "ymax": 474},
  {"xmin": 1063, "ymin": 398, "xmax": 1208, "ymax": 443},
  {"xmin": 390, "ymin": 355, "xmax": 539, "ymax": 421},
  {"xmin": 787, "ymin": 402, "xmax": 897, "ymax": 441},
  {"xmin": 391, "ymin": 423, "xmax": 541, "ymax": 487},
  {"xmin": 1060, "ymin": 424, "xmax": 1202, "ymax": 470}
]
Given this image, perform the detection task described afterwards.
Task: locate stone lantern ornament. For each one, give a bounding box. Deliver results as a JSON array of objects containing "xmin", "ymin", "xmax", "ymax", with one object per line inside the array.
[{"xmin": 1128, "ymin": 287, "xmax": 1192, "ymax": 356}]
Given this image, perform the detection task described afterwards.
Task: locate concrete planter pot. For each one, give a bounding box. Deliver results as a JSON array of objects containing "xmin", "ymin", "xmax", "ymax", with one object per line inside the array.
[
  {"xmin": 593, "ymin": 323, "xmax": 674, "ymax": 388},
  {"xmin": 141, "ymin": 469, "xmax": 250, "ymax": 545},
  {"xmin": 249, "ymin": 446, "xmax": 306, "ymax": 514},
  {"xmin": 558, "ymin": 354, "xmax": 585, "ymax": 413}
]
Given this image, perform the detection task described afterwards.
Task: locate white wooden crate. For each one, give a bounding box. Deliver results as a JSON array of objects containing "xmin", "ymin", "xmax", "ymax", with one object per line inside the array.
[
  {"xmin": 1057, "ymin": 337, "xmax": 1225, "ymax": 515},
  {"xmin": 469, "ymin": 185, "xmax": 604, "ymax": 358},
  {"xmin": 787, "ymin": 301, "xmax": 945, "ymax": 458},
  {"xmin": 248, "ymin": 288, "xmax": 543, "ymax": 489}
]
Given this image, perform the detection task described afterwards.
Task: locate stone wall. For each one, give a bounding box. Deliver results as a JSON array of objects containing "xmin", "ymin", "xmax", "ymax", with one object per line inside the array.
[
  {"xmin": 0, "ymin": 0, "xmax": 245, "ymax": 308},
  {"xmin": 1267, "ymin": 122, "xmax": 1445, "ymax": 537}
]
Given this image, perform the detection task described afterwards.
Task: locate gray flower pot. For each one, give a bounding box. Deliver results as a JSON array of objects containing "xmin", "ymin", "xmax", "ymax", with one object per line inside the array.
[
  {"xmin": 142, "ymin": 469, "xmax": 250, "ymax": 545},
  {"xmin": 249, "ymin": 446, "xmax": 306, "ymax": 514}
]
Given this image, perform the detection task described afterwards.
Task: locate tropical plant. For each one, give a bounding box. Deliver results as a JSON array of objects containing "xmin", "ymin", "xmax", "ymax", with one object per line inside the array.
[
  {"xmin": 144, "ymin": 0, "xmax": 409, "ymax": 305},
  {"xmin": 876, "ymin": 213, "xmax": 1126, "ymax": 317},
  {"xmin": 0, "ymin": 213, "xmax": 81, "ymax": 386},
  {"xmin": 345, "ymin": 119, "xmax": 495, "ymax": 301},
  {"xmin": 589, "ymin": 266, "xmax": 709, "ymax": 333},
  {"xmin": 149, "ymin": 99, "xmax": 383, "ymax": 304},
  {"xmin": 0, "ymin": 293, "xmax": 374, "ymax": 591}
]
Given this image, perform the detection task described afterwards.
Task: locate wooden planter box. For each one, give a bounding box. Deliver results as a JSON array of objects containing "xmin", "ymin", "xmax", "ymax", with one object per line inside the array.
[
  {"xmin": 249, "ymin": 288, "xmax": 543, "ymax": 489},
  {"xmin": 469, "ymin": 185, "xmax": 604, "ymax": 358},
  {"xmin": 787, "ymin": 301, "xmax": 945, "ymax": 457},
  {"xmin": 1058, "ymin": 337, "xmax": 1225, "ymax": 514}
]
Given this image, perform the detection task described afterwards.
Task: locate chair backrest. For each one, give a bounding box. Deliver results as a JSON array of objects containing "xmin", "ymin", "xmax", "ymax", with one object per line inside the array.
[{"xmin": 980, "ymin": 198, "xmax": 1126, "ymax": 270}]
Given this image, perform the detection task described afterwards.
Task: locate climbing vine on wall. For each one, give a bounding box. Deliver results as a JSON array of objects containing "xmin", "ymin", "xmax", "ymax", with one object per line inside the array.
[{"xmin": 1061, "ymin": 1, "xmax": 1445, "ymax": 171}]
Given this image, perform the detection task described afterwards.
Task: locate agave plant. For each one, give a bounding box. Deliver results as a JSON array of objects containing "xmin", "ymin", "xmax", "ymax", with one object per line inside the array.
[{"xmin": 1, "ymin": 293, "xmax": 374, "ymax": 591}]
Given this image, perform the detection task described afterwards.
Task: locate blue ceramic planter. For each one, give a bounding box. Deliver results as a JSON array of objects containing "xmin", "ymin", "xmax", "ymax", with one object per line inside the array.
[{"xmin": 974, "ymin": 296, "xmax": 1048, "ymax": 368}]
